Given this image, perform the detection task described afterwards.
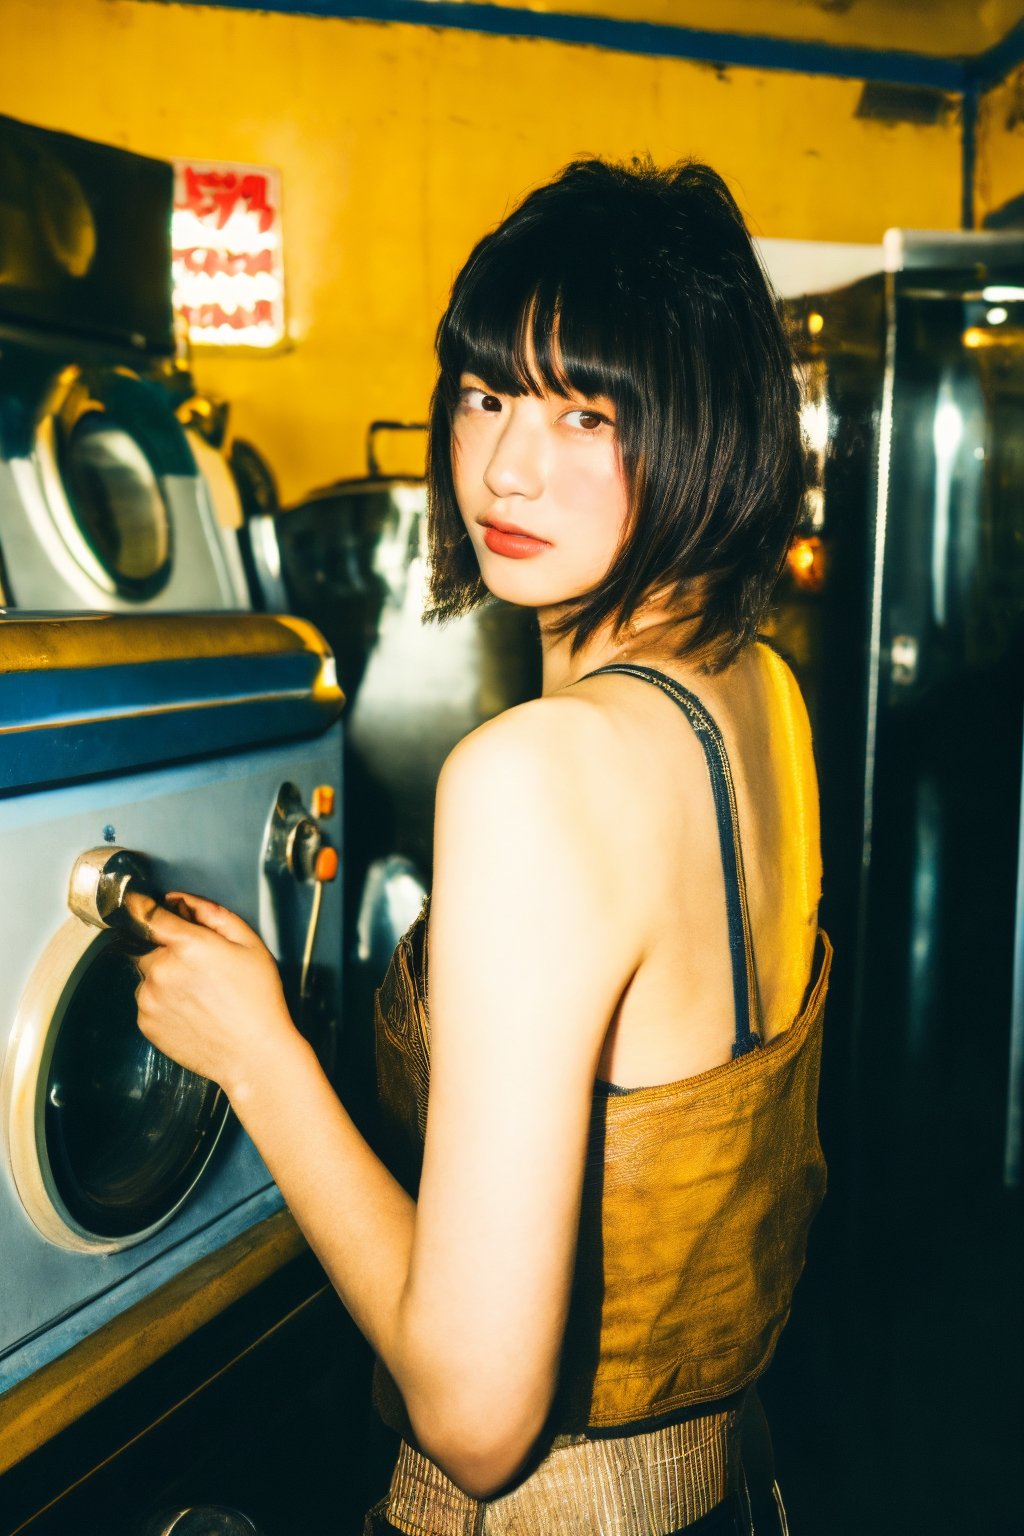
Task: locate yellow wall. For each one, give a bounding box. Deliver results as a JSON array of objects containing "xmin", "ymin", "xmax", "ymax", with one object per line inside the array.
[
  {"xmin": 977, "ymin": 62, "xmax": 1024, "ymax": 225},
  {"xmin": 1, "ymin": 0, "xmax": 964, "ymax": 502}
]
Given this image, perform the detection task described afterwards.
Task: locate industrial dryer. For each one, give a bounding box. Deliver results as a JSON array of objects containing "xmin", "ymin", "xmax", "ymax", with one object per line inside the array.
[
  {"xmin": 0, "ymin": 113, "xmax": 247, "ymax": 613},
  {"xmin": 0, "ymin": 613, "xmax": 343, "ymax": 1414}
]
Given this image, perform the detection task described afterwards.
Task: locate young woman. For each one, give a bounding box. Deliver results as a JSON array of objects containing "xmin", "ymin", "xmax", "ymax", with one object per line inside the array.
[{"xmin": 133, "ymin": 158, "xmax": 829, "ymax": 1536}]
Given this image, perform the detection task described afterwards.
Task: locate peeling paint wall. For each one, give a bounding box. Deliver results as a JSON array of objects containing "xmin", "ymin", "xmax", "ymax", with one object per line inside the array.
[
  {"xmin": 0, "ymin": 0, "xmax": 964, "ymax": 500},
  {"xmin": 977, "ymin": 62, "xmax": 1024, "ymax": 225}
]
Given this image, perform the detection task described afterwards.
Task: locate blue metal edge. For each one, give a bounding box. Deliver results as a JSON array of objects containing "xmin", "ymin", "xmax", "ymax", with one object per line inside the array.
[
  {"xmin": 0, "ymin": 650, "xmax": 321, "ymax": 727},
  {"xmin": 0, "ymin": 652, "xmax": 344, "ymax": 795}
]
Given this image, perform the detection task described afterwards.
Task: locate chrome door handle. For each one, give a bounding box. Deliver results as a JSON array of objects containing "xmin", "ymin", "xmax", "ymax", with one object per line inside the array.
[{"xmin": 67, "ymin": 846, "xmax": 158, "ymax": 941}]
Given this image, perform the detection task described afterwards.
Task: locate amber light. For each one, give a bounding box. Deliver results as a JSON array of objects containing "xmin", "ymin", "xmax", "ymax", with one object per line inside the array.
[
  {"xmin": 962, "ymin": 325, "xmax": 1023, "ymax": 349},
  {"xmin": 786, "ymin": 536, "xmax": 826, "ymax": 592}
]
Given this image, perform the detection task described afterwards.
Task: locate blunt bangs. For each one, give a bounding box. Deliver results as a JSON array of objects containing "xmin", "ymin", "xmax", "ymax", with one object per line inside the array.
[
  {"xmin": 424, "ymin": 157, "xmax": 805, "ymax": 671},
  {"xmin": 437, "ymin": 253, "xmax": 638, "ymax": 411}
]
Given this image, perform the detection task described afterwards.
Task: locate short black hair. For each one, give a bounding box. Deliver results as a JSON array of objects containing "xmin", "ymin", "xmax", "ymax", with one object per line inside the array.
[{"xmin": 424, "ymin": 157, "xmax": 804, "ymax": 670}]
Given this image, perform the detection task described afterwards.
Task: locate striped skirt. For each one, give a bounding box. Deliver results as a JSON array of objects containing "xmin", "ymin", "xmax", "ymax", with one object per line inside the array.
[{"xmin": 363, "ymin": 1406, "xmax": 759, "ymax": 1536}]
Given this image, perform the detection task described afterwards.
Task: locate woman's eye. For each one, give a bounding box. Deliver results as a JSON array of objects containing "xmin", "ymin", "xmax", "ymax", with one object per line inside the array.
[
  {"xmin": 562, "ymin": 408, "xmax": 613, "ymax": 433},
  {"xmin": 460, "ymin": 387, "xmax": 502, "ymax": 413}
]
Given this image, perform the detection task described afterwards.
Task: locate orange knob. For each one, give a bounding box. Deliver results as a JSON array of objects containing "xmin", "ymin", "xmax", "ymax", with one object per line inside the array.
[
  {"xmin": 314, "ymin": 846, "xmax": 339, "ymax": 883},
  {"xmin": 312, "ymin": 784, "xmax": 336, "ymax": 818}
]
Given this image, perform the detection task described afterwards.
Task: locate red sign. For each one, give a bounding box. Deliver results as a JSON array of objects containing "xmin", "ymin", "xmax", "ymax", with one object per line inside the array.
[{"xmin": 172, "ymin": 160, "xmax": 285, "ymax": 349}]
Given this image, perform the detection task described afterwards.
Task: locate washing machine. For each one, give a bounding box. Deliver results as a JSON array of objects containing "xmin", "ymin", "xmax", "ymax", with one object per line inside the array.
[
  {"xmin": 0, "ymin": 112, "xmax": 248, "ymax": 611},
  {"xmin": 0, "ymin": 612, "xmax": 343, "ymax": 1412}
]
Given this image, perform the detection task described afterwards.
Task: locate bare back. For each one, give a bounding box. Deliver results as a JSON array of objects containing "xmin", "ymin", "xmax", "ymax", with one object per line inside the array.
[{"xmin": 559, "ymin": 640, "xmax": 822, "ymax": 1089}]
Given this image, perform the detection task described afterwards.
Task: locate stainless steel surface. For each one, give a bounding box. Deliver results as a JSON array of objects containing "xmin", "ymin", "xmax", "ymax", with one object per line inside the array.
[
  {"xmin": 338, "ymin": 502, "xmax": 540, "ymax": 879},
  {"xmin": 850, "ymin": 266, "xmax": 897, "ymax": 1097},
  {"xmin": 244, "ymin": 513, "xmax": 289, "ymax": 611},
  {"xmin": 884, "ymin": 228, "xmax": 1024, "ymax": 274},
  {"xmin": 356, "ymin": 855, "xmax": 429, "ymax": 973},
  {"xmin": 774, "ymin": 233, "xmax": 1024, "ymax": 1533}
]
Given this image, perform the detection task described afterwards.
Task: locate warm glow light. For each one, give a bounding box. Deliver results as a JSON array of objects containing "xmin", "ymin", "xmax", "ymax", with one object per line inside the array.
[
  {"xmin": 786, "ymin": 536, "xmax": 826, "ymax": 592},
  {"xmin": 962, "ymin": 327, "xmax": 986, "ymax": 349},
  {"xmin": 807, "ymin": 311, "xmax": 824, "ymax": 336}
]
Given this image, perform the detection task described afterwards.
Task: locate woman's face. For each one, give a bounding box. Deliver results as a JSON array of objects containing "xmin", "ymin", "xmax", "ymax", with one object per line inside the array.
[{"xmin": 451, "ymin": 371, "xmax": 628, "ymax": 610}]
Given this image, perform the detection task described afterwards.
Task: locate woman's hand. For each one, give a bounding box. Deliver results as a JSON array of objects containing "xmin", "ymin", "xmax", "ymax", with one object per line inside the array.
[{"xmin": 130, "ymin": 890, "xmax": 297, "ymax": 1098}]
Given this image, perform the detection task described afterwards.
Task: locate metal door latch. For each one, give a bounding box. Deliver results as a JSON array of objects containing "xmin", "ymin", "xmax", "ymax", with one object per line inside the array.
[{"xmin": 67, "ymin": 847, "xmax": 156, "ymax": 938}]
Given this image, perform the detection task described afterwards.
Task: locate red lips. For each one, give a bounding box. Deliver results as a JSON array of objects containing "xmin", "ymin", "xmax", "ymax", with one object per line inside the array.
[
  {"xmin": 479, "ymin": 515, "xmax": 548, "ymax": 542},
  {"xmin": 480, "ymin": 517, "xmax": 550, "ymax": 560}
]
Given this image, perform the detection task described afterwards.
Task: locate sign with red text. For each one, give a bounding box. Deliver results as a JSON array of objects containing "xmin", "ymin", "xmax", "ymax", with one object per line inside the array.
[{"xmin": 172, "ymin": 160, "xmax": 285, "ymax": 348}]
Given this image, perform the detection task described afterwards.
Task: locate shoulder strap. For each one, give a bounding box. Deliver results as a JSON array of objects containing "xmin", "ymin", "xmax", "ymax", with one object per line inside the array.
[{"xmin": 577, "ymin": 663, "xmax": 763, "ymax": 1057}]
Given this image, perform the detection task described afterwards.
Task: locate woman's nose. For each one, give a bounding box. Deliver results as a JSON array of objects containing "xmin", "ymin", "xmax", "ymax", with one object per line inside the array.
[{"xmin": 482, "ymin": 402, "xmax": 544, "ymax": 500}]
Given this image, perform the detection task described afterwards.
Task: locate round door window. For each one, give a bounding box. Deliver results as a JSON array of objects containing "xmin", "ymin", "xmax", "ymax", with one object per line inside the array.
[
  {"xmin": 4, "ymin": 921, "xmax": 230, "ymax": 1252},
  {"xmin": 63, "ymin": 411, "xmax": 172, "ymax": 596},
  {"xmin": 44, "ymin": 944, "xmax": 226, "ymax": 1241}
]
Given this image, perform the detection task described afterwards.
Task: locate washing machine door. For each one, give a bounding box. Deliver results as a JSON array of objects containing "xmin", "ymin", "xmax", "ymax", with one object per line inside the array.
[
  {"xmin": 44, "ymin": 368, "xmax": 184, "ymax": 601},
  {"xmin": 2, "ymin": 363, "xmax": 247, "ymax": 610},
  {"xmin": 4, "ymin": 886, "xmax": 229, "ymax": 1254},
  {"xmin": 57, "ymin": 393, "xmax": 172, "ymax": 599}
]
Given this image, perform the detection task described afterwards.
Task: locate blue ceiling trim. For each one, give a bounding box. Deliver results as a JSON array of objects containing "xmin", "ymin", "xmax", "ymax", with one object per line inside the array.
[
  {"xmin": 968, "ymin": 18, "xmax": 1024, "ymax": 90},
  {"xmin": 152, "ymin": 0, "xmax": 970, "ymax": 90}
]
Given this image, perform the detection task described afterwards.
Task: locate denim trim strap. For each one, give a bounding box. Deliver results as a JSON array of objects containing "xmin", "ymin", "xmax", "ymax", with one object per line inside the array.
[{"xmin": 574, "ymin": 663, "xmax": 763, "ymax": 1057}]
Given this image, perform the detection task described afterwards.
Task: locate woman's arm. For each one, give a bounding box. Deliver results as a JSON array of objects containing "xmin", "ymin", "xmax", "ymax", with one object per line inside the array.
[{"xmin": 134, "ymin": 695, "xmax": 638, "ymax": 1496}]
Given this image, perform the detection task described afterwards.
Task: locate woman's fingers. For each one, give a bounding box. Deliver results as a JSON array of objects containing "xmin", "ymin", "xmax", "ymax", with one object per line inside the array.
[
  {"xmin": 163, "ymin": 891, "xmax": 264, "ymax": 948},
  {"xmin": 120, "ymin": 886, "xmax": 261, "ymax": 950},
  {"xmin": 122, "ymin": 890, "xmax": 195, "ymax": 949}
]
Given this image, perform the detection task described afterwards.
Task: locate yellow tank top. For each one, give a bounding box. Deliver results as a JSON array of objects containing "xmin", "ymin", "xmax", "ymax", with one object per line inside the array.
[{"xmin": 372, "ymin": 659, "xmax": 830, "ymax": 1439}]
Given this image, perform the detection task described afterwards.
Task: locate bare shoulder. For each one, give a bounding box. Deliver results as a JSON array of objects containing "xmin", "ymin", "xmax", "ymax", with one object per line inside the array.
[
  {"xmin": 434, "ymin": 690, "xmax": 635, "ymax": 909},
  {"xmin": 440, "ymin": 690, "xmax": 613, "ymax": 796}
]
